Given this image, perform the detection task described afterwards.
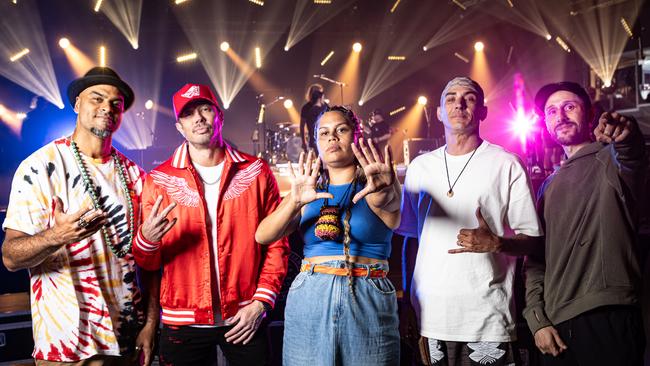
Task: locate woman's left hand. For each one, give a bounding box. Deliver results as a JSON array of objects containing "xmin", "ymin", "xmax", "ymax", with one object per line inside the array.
[{"xmin": 351, "ymin": 138, "xmax": 395, "ymax": 203}]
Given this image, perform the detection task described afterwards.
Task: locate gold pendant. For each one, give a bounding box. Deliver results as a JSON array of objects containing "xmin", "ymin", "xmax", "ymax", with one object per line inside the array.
[{"xmin": 447, "ymin": 190, "xmax": 454, "ymax": 198}]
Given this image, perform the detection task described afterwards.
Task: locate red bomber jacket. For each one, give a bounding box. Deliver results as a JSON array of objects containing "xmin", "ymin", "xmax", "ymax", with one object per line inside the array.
[{"xmin": 133, "ymin": 143, "xmax": 289, "ymax": 325}]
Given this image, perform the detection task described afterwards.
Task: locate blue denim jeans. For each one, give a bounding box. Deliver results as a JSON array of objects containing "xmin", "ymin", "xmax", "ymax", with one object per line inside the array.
[{"xmin": 282, "ymin": 260, "xmax": 400, "ymax": 366}]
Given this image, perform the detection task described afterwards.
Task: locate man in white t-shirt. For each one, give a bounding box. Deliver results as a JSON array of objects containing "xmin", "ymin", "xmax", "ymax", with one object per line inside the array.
[{"xmin": 397, "ymin": 77, "xmax": 542, "ymax": 366}]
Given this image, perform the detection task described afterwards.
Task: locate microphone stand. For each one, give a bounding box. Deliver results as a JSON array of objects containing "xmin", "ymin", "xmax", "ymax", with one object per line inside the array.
[
  {"xmin": 422, "ymin": 106, "xmax": 431, "ymax": 139},
  {"xmin": 257, "ymin": 96, "xmax": 284, "ymax": 161},
  {"xmin": 316, "ymin": 74, "xmax": 346, "ymax": 105}
]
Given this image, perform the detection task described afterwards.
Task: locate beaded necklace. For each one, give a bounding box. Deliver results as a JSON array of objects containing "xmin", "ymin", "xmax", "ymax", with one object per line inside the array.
[
  {"xmin": 69, "ymin": 140, "xmax": 134, "ymax": 258},
  {"xmin": 314, "ymin": 179, "xmax": 357, "ymax": 241}
]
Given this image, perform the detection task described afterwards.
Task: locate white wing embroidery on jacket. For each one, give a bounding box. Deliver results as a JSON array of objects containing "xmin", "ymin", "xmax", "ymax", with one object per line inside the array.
[
  {"xmin": 224, "ymin": 160, "xmax": 263, "ymax": 200},
  {"xmin": 150, "ymin": 170, "xmax": 200, "ymax": 207}
]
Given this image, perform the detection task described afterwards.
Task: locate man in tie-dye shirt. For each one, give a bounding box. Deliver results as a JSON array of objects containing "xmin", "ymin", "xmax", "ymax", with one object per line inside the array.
[{"xmin": 2, "ymin": 67, "xmax": 158, "ymax": 365}]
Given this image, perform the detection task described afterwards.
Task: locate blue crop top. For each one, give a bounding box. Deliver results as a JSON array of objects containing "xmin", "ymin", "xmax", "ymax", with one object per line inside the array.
[{"xmin": 299, "ymin": 182, "xmax": 393, "ymax": 260}]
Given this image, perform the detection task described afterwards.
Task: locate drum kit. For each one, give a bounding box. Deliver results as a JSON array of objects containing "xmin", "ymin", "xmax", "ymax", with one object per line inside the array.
[{"xmin": 263, "ymin": 122, "xmax": 303, "ymax": 164}]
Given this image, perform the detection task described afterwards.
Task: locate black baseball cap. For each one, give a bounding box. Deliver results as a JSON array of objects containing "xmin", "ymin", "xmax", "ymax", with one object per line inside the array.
[{"xmin": 534, "ymin": 81, "xmax": 591, "ymax": 116}]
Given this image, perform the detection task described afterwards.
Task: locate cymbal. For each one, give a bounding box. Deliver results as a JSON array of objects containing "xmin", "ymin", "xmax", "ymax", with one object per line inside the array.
[{"xmin": 276, "ymin": 122, "xmax": 299, "ymax": 130}]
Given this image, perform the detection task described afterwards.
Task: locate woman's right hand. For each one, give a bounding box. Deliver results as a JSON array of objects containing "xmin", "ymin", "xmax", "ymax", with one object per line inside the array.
[{"xmin": 288, "ymin": 150, "xmax": 333, "ymax": 207}]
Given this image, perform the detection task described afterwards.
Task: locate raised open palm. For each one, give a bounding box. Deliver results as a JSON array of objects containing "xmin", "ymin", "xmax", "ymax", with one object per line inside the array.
[
  {"xmin": 288, "ymin": 150, "xmax": 333, "ymax": 206},
  {"xmin": 351, "ymin": 138, "xmax": 395, "ymax": 203}
]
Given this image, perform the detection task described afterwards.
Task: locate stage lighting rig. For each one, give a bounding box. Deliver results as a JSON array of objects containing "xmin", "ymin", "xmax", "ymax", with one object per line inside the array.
[
  {"xmin": 59, "ymin": 38, "xmax": 70, "ymax": 49},
  {"xmin": 255, "ymin": 47, "xmax": 262, "ymax": 68},
  {"xmin": 9, "ymin": 48, "xmax": 29, "ymax": 62},
  {"xmin": 321, "ymin": 51, "xmax": 334, "ymax": 66},
  {"xmin": 176, "ymin": 52, "xmax": 197, "ymax": 63}
]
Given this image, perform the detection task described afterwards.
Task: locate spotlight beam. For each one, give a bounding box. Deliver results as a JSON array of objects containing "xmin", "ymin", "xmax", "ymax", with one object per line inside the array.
[
  {"xmin": 97, "ymin": 0, "xmax": 142, "ymax": 49},
  {"xmin": 0, "ymin": 0, "xmax": 63, "ymax": 108},
  {"xmin": 541, "ymin": 0, "xmax": 642, "ymax": 87},
  {"xmin": 285, "ymin": 0, "xmax": 355, "ymax": 50}
]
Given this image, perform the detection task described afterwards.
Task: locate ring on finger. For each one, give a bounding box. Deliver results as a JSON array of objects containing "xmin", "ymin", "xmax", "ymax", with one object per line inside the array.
[{"xmin": 78, "ymin": 218, "xmax": 89, "ymax": 228}]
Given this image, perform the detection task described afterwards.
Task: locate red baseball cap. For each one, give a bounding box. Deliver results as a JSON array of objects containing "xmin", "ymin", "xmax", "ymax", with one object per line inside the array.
[{"xmin": 172, "ymin": 83, "xmax": 220, "ymax": 119}]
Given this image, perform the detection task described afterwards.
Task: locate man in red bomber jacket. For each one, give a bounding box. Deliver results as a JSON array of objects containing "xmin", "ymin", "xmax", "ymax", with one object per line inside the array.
[{"xmin": 133, "ymin": 83, "xmax": 289, "ymax": 366}]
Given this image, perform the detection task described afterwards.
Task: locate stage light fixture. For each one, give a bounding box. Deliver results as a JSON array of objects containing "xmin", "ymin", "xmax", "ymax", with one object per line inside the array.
[
  {"xmin": 255, "ymin": 47, "xmax": 262, "ymax": 68},
  {"xmin": 358, "ymin": 100, "xmax": 364, "ymax": 106},
  {"xmin": 176, "ymin": 52, "xmax": 197, "ymax": 63},
  {"xmin": 320, "ymin": 50, "xmax": 334, "ymax": 66},
  {"xmin": 453, "ymin": 52, "xmax": 469, "ymax": 63},
  {"xmin": 452, "ymin": 0, "xmax": 466, "ymax": 10},
  {"xmin": 99, "ymin": 46, "xmax": 106, "ymax": 66},
  {"xmin": 620, "ymin": 18, "xmax": 633, "ymax": 38},
  {"xmin": 220, "ymin": 42, "xmax": 230, "ymax": 52},
  {"xmin": 423, "ymin": 46, "xmax": 428, "ymax": 51},
  {"xmin": 249, "ymin": 0, "xmax": 264, "ymax": 6},
  {"xmin": 506, "ymin": 0, "xmax": 514, "ymax": 7},
  {"xmin": 284, "ymin": 46, "xmax": 290, "ymax": 51},
  {"xmin": 417, "ymin": 96, "xmax": 428, "ymax": 106},
  {"xmin": 603, "ymin": 80, "xmax": 612, "ymax": 88},
  {"xmin": 94, "ymin": 0, "xmax": 102, "ymax": 12},
  {"xmin": 10, "ymin": 48, "xmax": 29, "ymax": 62},
  {"xmin": 59, "ymin": 38, "xmax": 70, "ymax": 49},
  {"xmin": 545, "ymin": 34, "xmax": 552, "ymax": 40},
  {"xmin": 389, "ymin": 106, "xmax": 406, "ymax": 116},
  {"xmin": 145, "ymin": 100, "xmax": 154, "ymax": 110},
  {"xmin": 175, "ymin": 0, "xmax": 188, "ymax": 4},
  {"xmin": 16, "ymin": 112, "xmax": 27, "ymax": 120},
  {"xmin": 474, "ymin": 41, "xmax": 484, "ymax": 52},
  {"xmin": 555, "ymin": 36, "xmax": 571, "ymax": 53},
  {"xmin": 283, "ymin": 99, "xmax": 293, "ymax": 109},
  {"xmin": 314, "ymin": 0, "xmax": 332, "ymax": 3},
  {"xmin": 390, "ymin": 0, "xmax": 401, "ymax": 13},
  {"xmin": 387, "ymin": 55, "xmax": 406, "ymax": 61},
  {"xmin": 352, "ymin": 42, "xmax": 362, "ymax": 53}
]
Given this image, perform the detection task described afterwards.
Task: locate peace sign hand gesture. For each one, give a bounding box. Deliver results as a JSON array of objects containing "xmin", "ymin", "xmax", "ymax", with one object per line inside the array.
[
  {"xmin": 140, "ymin": 195, "xmax": 177, "ymax": 243},
  {"xmin": 351, "ymin": 138, "xmax": 395, "ymax": 204},
  {"xmin": 287, "ymin": 150, "xmax": 333, "ymax": 207}
]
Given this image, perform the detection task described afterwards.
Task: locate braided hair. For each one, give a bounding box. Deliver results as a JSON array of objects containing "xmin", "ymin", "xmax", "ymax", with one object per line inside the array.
[{"xmin": 314, "ymin": 105, "xmax": 365, "ymax": 295}]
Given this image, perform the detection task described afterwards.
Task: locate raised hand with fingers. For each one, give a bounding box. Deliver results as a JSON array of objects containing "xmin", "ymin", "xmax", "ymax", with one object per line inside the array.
[
  {"xmin": 141, "ymin": 195, "xmax": 177, "ymax": 243},
  {"xmin": 594, "ymin": 111, "xmax": 632, "ymax": 144},
  {"xmin": 51, "ymin": 195, "xmax": 108, "ymax": 245},
  {"xmin": 449, "ymin": 207, "xmax": 501, "ymax": 254},
  {"xmin": 287, "ymin": 150, "xmax": 333, "ymax": 207},
  {"xmin": 350, "ymin": 138, "xmax": 396, "ymax": 204}
]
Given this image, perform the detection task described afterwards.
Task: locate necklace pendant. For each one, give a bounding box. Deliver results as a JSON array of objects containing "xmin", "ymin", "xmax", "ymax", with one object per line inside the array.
[{"xmin": 447, "ymin": 190, "xmax": 454, "ymax": 198}]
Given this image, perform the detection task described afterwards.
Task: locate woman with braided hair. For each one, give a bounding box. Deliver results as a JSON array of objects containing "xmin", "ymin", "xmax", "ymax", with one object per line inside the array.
[{"xmin": 255, "ymin": 105, "xmax": 401, "ymax": 365}]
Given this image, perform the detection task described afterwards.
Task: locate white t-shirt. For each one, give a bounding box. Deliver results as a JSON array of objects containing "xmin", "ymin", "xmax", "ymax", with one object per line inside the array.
[
  {"xmin": 193, "ymin": 161, "xmax": 226, "ymax": 326},
  {"xmin": 397, "ymin": 141, "xmax": 542, "ymax": 342}
]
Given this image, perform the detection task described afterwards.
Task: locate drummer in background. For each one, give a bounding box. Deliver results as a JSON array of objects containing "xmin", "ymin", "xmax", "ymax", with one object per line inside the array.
[
  {"xmin": 368, "ymin": 108, "xmax": 393, "ymax": 153},
  {"xmin": 300, "ymin": 84, "xmax": 329, "ymax": 153}
]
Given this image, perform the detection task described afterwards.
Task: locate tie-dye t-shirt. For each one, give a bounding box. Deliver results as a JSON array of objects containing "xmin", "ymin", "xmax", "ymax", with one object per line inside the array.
[{"xmin": 2, "ymin": 137, "xmax": 144, "ymax": 362}]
